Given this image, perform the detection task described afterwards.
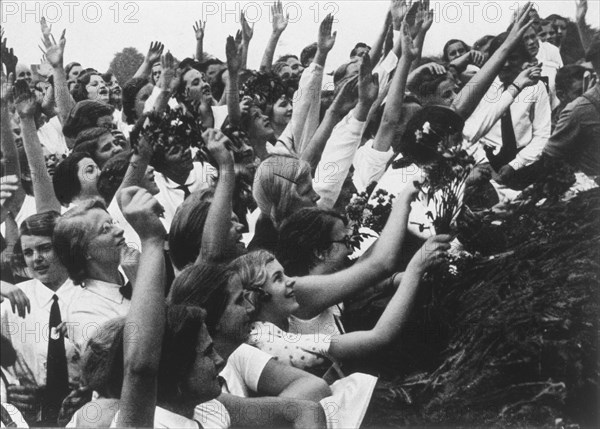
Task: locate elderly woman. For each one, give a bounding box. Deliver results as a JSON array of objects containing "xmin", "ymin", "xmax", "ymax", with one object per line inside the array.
[{"xmin": 53, "ymin": 199, "xmax": 130, "ymax": 349}]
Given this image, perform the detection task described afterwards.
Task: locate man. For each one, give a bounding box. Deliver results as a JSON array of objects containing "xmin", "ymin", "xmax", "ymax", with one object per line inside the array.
[
  {"xmin": 350, "ymin": 42, "xmax": 371, "ymax": 59},
  {"xmin": 543, "ymin": 37, "xmax": 600, "ymax": 178}
]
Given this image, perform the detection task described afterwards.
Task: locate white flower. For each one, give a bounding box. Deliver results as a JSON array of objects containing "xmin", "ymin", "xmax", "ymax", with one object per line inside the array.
[{"xmin": 422, "ymin": 121, "xmax": 432, "ymax": 135}]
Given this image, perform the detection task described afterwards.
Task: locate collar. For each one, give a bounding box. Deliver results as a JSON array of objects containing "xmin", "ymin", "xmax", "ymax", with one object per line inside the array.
[
  {"xmin": 81, "ymin": 278, "xmax": 127, "ymax": 304},
  {"xmin": 154, "ymin": 406, "xmax": 199, "ymax": 429},
  {"xmin": 29, "ymin": 278, "xmax": 75, "ymax": 309},
  {"xmin": 159, "ymin": 164, "xmax": 197, "ymax": 190}
]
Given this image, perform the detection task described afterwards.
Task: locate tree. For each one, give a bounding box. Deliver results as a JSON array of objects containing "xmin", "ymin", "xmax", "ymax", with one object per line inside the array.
[{"xmin": 108, "ymin": 47, "xmax": 144, "ymax": 84}]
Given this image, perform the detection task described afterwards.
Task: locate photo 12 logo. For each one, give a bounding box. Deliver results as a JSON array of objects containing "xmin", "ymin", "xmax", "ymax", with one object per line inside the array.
[{"xmin": 1, "ymin": 1, "xmax": 140, "ymax": 24}]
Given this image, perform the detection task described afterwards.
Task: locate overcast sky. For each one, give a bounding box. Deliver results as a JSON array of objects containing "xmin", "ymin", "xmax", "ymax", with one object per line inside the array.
[{"xmin": 2, "ymin": 0, "xmax": 598, "ymax": 78}]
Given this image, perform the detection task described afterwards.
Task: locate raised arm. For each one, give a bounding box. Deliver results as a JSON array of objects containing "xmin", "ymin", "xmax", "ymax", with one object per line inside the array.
[
  {"xmin": 14, "ymin": 84, "xmax": 61, "ymax": 213},
  {"xmin": 575, "ymin": 0, "xmax": 591, "ymax": 51},
  {"xmin": 240, "ymin": 12, "xmax": 254, "ymax": 69},
  {"xmin": 452, "ymin": 2, "xmax": 534, "ymax": 120},
  {"xmin": 329, "ymin": 235, "xmax": 450, "ymax": 358},
  {"xmin": 41, "ymin": 28, "xmax": 74, "ymax": 129},
  {"xmin": 370, "ymin": 9, "xmax": 393, "ymax": 66},
  {"xmin": 151, "ymin": 51, "xmax": 181, "ymax": 114},
  {"xmin": 193, "ymin": 20, "xmax": 205, "ymax": 61},
  {"xmin": 0, "ymin": 75, "xmax": 25, "ymax": 216},
  {"xmin": 372, "ymin": 19, "xmax": 419, "ymax": 153},
  {"xmin": 197, "ymin": 130, "xmax": 236, "ymax": 263},
  {"xmin": 132, "ymin": 42, "xmax": 164, "ymax": 80},
  {"xmin": 225, "ymin": 35, "xmax": 243, "ymax": 127},
  {"xmin": 260, "ymin": 0, "xmax": 289, "ymax": 72},
  {"xmin": 116, "ymin": 187, "xmax": 167, "ymax": 427},
  {"xmin": 294, "ymin": 183, "xmax": 419, "ymax": 319}
]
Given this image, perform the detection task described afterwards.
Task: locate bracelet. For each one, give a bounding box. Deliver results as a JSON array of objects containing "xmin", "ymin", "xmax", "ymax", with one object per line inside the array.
[{"xmin": 509, "ymin": 82, "xmax": 522, "ymax": 93}]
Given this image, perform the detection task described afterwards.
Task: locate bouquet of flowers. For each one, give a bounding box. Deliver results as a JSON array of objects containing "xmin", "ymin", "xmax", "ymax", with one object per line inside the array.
[
  {"xmin": 137, "ymin": 105, "xmax": 207, "ymax": 159},
  {"xmin": 412, "ymin": 120, "xmax": 477, "ymax": 235}
]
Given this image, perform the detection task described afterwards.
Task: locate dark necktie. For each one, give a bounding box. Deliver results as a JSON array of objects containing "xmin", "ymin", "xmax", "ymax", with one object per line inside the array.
[
  {"xmin": 485, "ymin": 102, "xmax": 519, "ymax": 171},
  {"xmin": 177, "ymin": 184, "xmax": 191, "ymax": 199},
  {"xmin": 44, "ymin": 295, "xmax": 69, "ymax": 420}
]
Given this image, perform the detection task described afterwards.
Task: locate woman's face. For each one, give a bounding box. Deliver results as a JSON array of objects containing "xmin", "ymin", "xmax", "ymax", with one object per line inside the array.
[
  {"xmin": 271, "ymin": 96, "xmax": 293, "ymax": 127},
  {"xmin": 289, "ymin": 167, "xmax": 320, "ymax": 211},
  {"xmin": 182, "ymin": 324, "xmax": 226, "ymax": 404},
  {"xmin": 423, "ymin": 76, "xmax": 459, "ymax": 107},
  {"xmin": 76, "ymin": 157, "xmax": 100, "ymax": 196},
  {"xmin": 446, "ymin": 42, "xmax": 467, "ymax": 62},
  {"xmin": 84, "ymin": 208, "xmax": 125, "ymax": 265},
  {"xmin": 20, "ymin": 235, "xmax": 67, "ymax": 286},
  {"xmin": 86, "ymin": 74, "xmax": 110, "ymax": 103},
  {"xmin": 248, "ymin": 106, "xmax": 275, "ymax": 141},
  {"xmin": 94, "ymin": 132, "xmax": 124, "ymax": 168},
  {"xmin": 140, "ymin": 165, "xmax": 160, "ymax": 195},
  {"xmin": 183, "ymin": 69, "xmax": 213, "ymax": 105},
  {"xmin": 43, "ymin": 146, "xmax": 65, "ymax": 178},
  {"xmin": 135, "ymin": 83, "xmax": 154, "ymax": 119},
  {"xmin": 107, "ymin": 76, "xmax": 122, "ymax": 103},
  {"xmin": 258, "ymin": 259, "xmax": 299, "ymax": 319},
  {"xmin": 68, "ymin": 65, "xmax": 83, "ymax": 81},
  {"xmin": 553, "ymin": 18, "xmax": 567, "ymax": 44}
]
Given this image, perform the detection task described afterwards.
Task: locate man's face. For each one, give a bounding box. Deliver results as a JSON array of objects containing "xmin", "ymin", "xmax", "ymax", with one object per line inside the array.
[
  {"xmin": 522, "ymin": 27, "xmax": 540, "ymax": 59},
  {"xmin": 285, "ymin": 57, "xmax": 304, "ymax": 78},
  {"xmin": 152, "ymin": 63, "xmax": 162, "ymax": 85},
  {"xmin": 354, "ymin": 46, "xmax": 370, "ymax": 58},
  {"xmin": 499, "ymin": 53, "xmax": 526, "ymax": 84}
]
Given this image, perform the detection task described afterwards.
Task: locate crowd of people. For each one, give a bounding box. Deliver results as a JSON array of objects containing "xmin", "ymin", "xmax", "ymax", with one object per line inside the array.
[{"xmin": 0, "ymin": 0, "xmax": 598, "ymax": 427}]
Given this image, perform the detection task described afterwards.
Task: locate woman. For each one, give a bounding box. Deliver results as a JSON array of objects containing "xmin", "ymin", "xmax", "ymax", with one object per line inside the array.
[
  {"xmin": 52, "ymin": 152, "xmax": 101, "ymax": 208},
  {"xmin": 121, "ymin": 77, "xmax": 152, "ymax": 125},
  {"xmin": 67, "ymin": 307, "xmax": 229, "ymax": 428},
  {"xmin": 3, "ymin": 212, "xmax": 80, "ymax": 425},
  {"xmin": 167, "ymin": 263, "xmax": 332, "ymax": 428},
  {"xmin": 442, "ymin": 39, "xmax": 470, "ymax": 62},
  {"xmin": 70, "ymin": 72, "xmax": 110, "ymax": 104},
  {"xmin": 72, "ymin": 127, "xmax": 124, "ymax": 169},
  {"xmin": 249, "ymin": 155, "xmax": 320, "ymax": 252},
  {"xmin": 53, "ymin": 199, "xmax": 130, "ymax": 349},
  {"xmin": 235, "ymin": 240, "xmax": 448, "ymax": 372}
]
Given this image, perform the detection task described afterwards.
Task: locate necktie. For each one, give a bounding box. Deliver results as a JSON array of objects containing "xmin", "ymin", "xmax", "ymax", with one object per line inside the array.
[
  {"xmin": 44, "ymin": 295, "xmax": 69, "ymax": 420},
  {"xmin": 177, "ymin": 184, "xmax": 191, "ymax": 199},
  {"xmin": 485, "ymin": 104, "xmax": 518, "ymax": 171}
]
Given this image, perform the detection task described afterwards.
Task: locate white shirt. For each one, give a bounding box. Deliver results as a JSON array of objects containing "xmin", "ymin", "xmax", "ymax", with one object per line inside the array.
[
  {"xmin": 66, "ymin": 279, "xmax": 130, "ymax": 349},
  {"xmin": 537, "ymin": 41, "xmax": 564, "ymax": 109},
  {"xmin": 314, "ymin": 110, "xmax": 366, "ymax": 209},
  {"xmin": 1, "ymin": 278, "xmax": 81, "ymax": 387},
  {"xmin": 218, "ymin": 344, "xmax": 272, "ymax": 398},
  {"xmin": 153, "ymin": 162, "xmax": 216, "ymax": 231},
  {"xmin": 470, "ymin": 78, "xmax": 552, "ymax": 170},
  {"xmin": 109, "ymin": 403, "xmax": 230, "ymax": 429},
  {"xmin": 37, "ymin": 116, "xmax": 68, "ymax": 156}
]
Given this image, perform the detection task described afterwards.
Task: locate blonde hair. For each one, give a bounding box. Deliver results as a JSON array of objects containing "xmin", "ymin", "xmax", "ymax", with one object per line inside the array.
[{"xmin": 252, "ymin": 155, "xmax": 311, "ymax": 227}]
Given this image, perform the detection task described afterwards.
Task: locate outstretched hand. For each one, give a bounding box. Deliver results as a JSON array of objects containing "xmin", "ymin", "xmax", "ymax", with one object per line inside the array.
[
  {"xmin": 145, "ymin": 41, "xmax": 164, "ymax": 64},
  {"xmin": 204, "ymin": 128, "xmax": 234, "ymax": 167},
  {"xmin": 13, "ymin": 80, "xmax": 38, "ymax": 118},
  {"xmin": 507, "ymin": 2, "xmax": 535, "ymax": 44},
  {"xmin": 1, "ymin": 34, "xmax": 19, "ymax": 76},
  {"xmin": 400, "ymin": 18, "xmax": 420, "ymax": 60},
  {"xmin": 411, "ymin": 234, "xmax": 452, "ymax": 272},
  {"xmin": 158, "ymin": 51, "xmax": 180, "ymax": 93},
  {"xmin": 358, "ymin": 54, "xmax": 379, "ymax": 106},
  {"xmin": 317, "ymin": 13, "xmax": 337, "ymax": 54},
  {"xmin": 40, "ymin": 16, "xmax": 53, "ymax": 45},
  {"xmin": 39, "ymin": 28, "xmax": 66, "ymax": 68},
  {"xmin": 0, "ymin": 72, "xmax": 15, "ymax": 106},
  {"xmin": 575, "ymin": 0, "xmax": 588, "ymax": 23},
  {"xmin": 240, "ymin": 11, "xmax": 254, "ymax": 42},
  {"xmin": 119, "ymin": 187, "xmax": 166, "ymax": 240},
  {"xmin": 271, "ymin": 0, "xmax": 289, "ymax": 34},
  {"xmin": 226, "ymin": 35, "xmax": 243, "ymax": 75},
  {"xmin": 514, "ymin": 62, "xmax": 542, "ymax": 89},
  {"xmin": 390, "ymin": 0, "xmax": 411, "ymax": 30},
  {"xmin": 193, "ymin": 20, "xmax": 206, "ymax": 40}
]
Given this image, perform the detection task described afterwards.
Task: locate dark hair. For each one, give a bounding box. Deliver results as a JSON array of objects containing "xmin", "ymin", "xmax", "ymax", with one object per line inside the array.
[
  {"xmin": 168, "ymin": 263, "xmax": 230, "ymax": 336},
  {"xmin": 73, "ymin": 127, "xmax": 112, "ymax": 165},
  {"xmin": 101, "ymin": 72, "xmax": 114, "ymax": 83},
  {"xmin": 488, "ymin": 32, "xmax": 530, "ymax": 63},
  {"xmin": 12, "ymin": 211, "xmax": 61, "ymax": 270},
  {"xmin": 65, "ymin": 62, "xmax": 82, "ymax": 79},
  {"xmin": 71, "ymin": 71, "xmax": 102, "ymax": 102},
  {"xmin": 63, "ymin": 100, "xmax": 115, "ymax": 138},
  {"xmin": 81, "ymin": 305, "xmax": 206, "ymax": 402},
  {"xmin": 277, "ymin": 207, "xmax": 347, "ymax": 276},
  {"xmin": 442, "ymin": 39, "xmax": 469, "ymax": 62},
  {"xmin": 276, "ymin": 54, "xmax": 299, "ymax": 64},
  {"xmin": 53, "ymin": 198, "xmax": 107, "ymax": 285},
  {"xmin": 168, "ymin": 190, "xmax": 214, "ymax": 270},
  {"xmin": 300, "ymin": 43, "xmax": 318, "ymax": 67},
  {"xmin": 97, "ymin": 151, "xmax": 131, "ymax": 203},
  {"xmin": 555, "ymin": 65, "xmax": 587, "ymax": 95},
  {"xmin": 350, "ymin": 42, "xmax": 370, "ymax": 58},
  {"xmin": 199, "ymin": 58, "xmax": 224, "ymax": 73},
  {"xmin": 545, "ymin": 14, "xmax": 567, "ymax": 24},
  {"xmin": 122, "ymin": 77, "xmax": 150, "ymax": 125},
  {"xmin": 53, "ymin": 152, "xmax": 93, "ymax": 206},
  {"xmin": 586, "ymin": 34, "xmax": 600, "ymax": 65},
  {"xmin": 473, "ymin": 35, "xmax": 495, "ymax": 51},
  {"xmin": 406, "ymin": 63, "xmax": 451, "ymax": 100}
]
